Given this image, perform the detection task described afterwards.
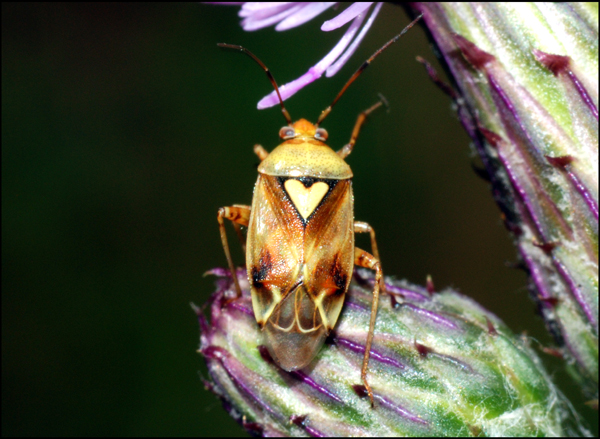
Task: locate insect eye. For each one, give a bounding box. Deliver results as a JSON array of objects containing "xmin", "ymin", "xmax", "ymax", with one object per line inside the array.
[
  {"xmin": 314, "ymin": 128, "xmax": 328, "ymax": 142},
  {"xmin": 279, "ymin": 127, "xmax": 296, "ymax": 139}
]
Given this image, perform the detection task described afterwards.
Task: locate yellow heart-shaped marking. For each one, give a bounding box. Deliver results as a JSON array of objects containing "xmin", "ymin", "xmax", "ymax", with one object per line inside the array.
[{"xmin": 284, "ymin": 180, "xmax": 329, "ymax": 220}]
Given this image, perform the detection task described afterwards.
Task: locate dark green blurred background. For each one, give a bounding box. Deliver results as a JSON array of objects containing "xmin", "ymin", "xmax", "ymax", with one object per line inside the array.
[{"xmin": 3, "ymin": 3, "xmax": 595, "ymax": 436}]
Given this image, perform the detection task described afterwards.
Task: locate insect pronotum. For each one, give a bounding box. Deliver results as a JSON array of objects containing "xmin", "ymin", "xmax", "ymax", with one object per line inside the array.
[{"xmin": 216, "ymin": 15, "xmax": 422, "ymax": 406}]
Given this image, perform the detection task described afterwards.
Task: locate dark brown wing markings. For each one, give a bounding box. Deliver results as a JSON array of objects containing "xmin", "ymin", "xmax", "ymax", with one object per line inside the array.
[
  {"xmin": 250, "ymin": 248, "xmax": 275, "ymax": 328},
  {"xmin": 251, "ymin": 248, "xmax": 272, "ymax": 285},
  {"xmin": 330, "ymin": 252, "xmax": 348, "ymax": 294}
]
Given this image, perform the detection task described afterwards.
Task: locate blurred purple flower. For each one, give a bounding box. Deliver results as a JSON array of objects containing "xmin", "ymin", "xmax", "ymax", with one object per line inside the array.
[{"xmin": 215, "ymin": 2, "xmax": 383, "ymax": 108}]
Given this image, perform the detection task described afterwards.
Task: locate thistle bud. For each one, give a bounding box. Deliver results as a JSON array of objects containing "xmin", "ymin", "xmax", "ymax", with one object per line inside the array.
[
  {"xmin": 196, "ymin": 268, "xmax": 582, "ymax": 436},
  {"xmin": 411, "ymin": 2, "xmax": 598, "ymax": 397}
]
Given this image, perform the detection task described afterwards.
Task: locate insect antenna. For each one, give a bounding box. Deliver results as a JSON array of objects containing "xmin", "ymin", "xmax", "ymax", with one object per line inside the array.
[
  {"xmin": 217, "ymin": 43, "xmax": 293, "ymax": 126},
  {"xmin": 315, "ymin": 14, "xmax": 423, "ymax": 127}
]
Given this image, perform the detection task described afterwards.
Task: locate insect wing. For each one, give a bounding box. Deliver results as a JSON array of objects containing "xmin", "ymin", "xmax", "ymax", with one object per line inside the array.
[
  {"xmin": 247, "ymin": 175, "xmax": 354, "ymax": 371},
  {"xmin": 246, "ymin": 175, "xmax": 304, "ymax": 327},
  {"xmin": 304, "ymin": 179, "xmax": 354, "ymax": 332}
]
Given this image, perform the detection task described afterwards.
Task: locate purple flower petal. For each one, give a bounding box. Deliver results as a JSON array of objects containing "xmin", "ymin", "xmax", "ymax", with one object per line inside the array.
[
  {"xmin": 321, "ymin": 2, "xmax": 373, "ymax": 31},
  {"xmin": 257, "ymin": 68, "xmax": 321, "ymax": 109},
  {"xmin": 241, "ymin": 3, "xmax": 302, "ymax": 31},
  {"xmin": 312, "ymin": 12, "xmax": 365, "ymax": 71},
  {"xmin": 275, "ymin": 2, "xmax": 336, "ymax": 32},
  {"xmin": 326, "ymin": 2, "xmax": 382, "ymax": 77},
  {"xmin": 258, "ymin": 11, "xmax": 365, "ymax": 108},
  {"xmin": 239, "ymin": 2, "xmax": 293, "ymax": 17}
]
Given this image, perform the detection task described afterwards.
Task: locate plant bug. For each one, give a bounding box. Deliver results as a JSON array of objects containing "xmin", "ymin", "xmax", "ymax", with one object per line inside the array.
[{"xmin": 216, "ymin": 15, "xmax": 422, "ymax": 406}]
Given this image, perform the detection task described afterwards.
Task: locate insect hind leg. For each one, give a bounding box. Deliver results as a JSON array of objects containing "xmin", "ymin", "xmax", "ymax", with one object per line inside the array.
[{"xmin": 354, "ymin": 247, "xmax": 382, "ymax": 407}]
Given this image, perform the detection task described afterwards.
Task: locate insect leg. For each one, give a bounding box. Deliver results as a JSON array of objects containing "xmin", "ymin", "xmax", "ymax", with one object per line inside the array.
[
  {"xmin": 354, "ymin": 247, "xmax": 382, "ymax": 407},
  {"xmin": 354, "ymin": 221, "xmax": 385, "ymax": 294},
  {"xmin": 337, "ymin": 98, "xmax": 387, "ymax": 159},
  {"xmin": 217, "ymin": 205, "xmax": 251, "ymax": 297},
  {"xmin": 354, "ymin": 221, "xmax": 380, "ymax": 261},
  {"xmin": 253, "ymin": 144, "xmax": 269, "ymax": 161},
  {"xmin": 232, "ymin": 204, "xmax": 251, "ymax": 253},
  {"xmin": 354, "ymin": 221, "xmax": 385, "ymax": 293}
]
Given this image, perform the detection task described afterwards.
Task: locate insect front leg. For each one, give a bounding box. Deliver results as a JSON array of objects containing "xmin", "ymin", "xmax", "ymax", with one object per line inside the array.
[
  {"xmin": 217, "ymin": 205, "xmax": 251, "ymax": 297},
  {"xmin": 337, "ymin": 99, "xmax": 386, "ymax": 159},
  {"xmin": 253, "ymin": 144, "xmax": 269, "ymax": 161},
  {"xmin": 354, "ymin": 247, "xmax": 383, "ymax": 407}
]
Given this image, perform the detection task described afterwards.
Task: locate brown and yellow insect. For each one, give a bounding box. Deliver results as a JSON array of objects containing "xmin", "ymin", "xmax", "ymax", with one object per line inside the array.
[{"xmin": 216, "ymin": 16, "xmax": 421, "ymax": 405}]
